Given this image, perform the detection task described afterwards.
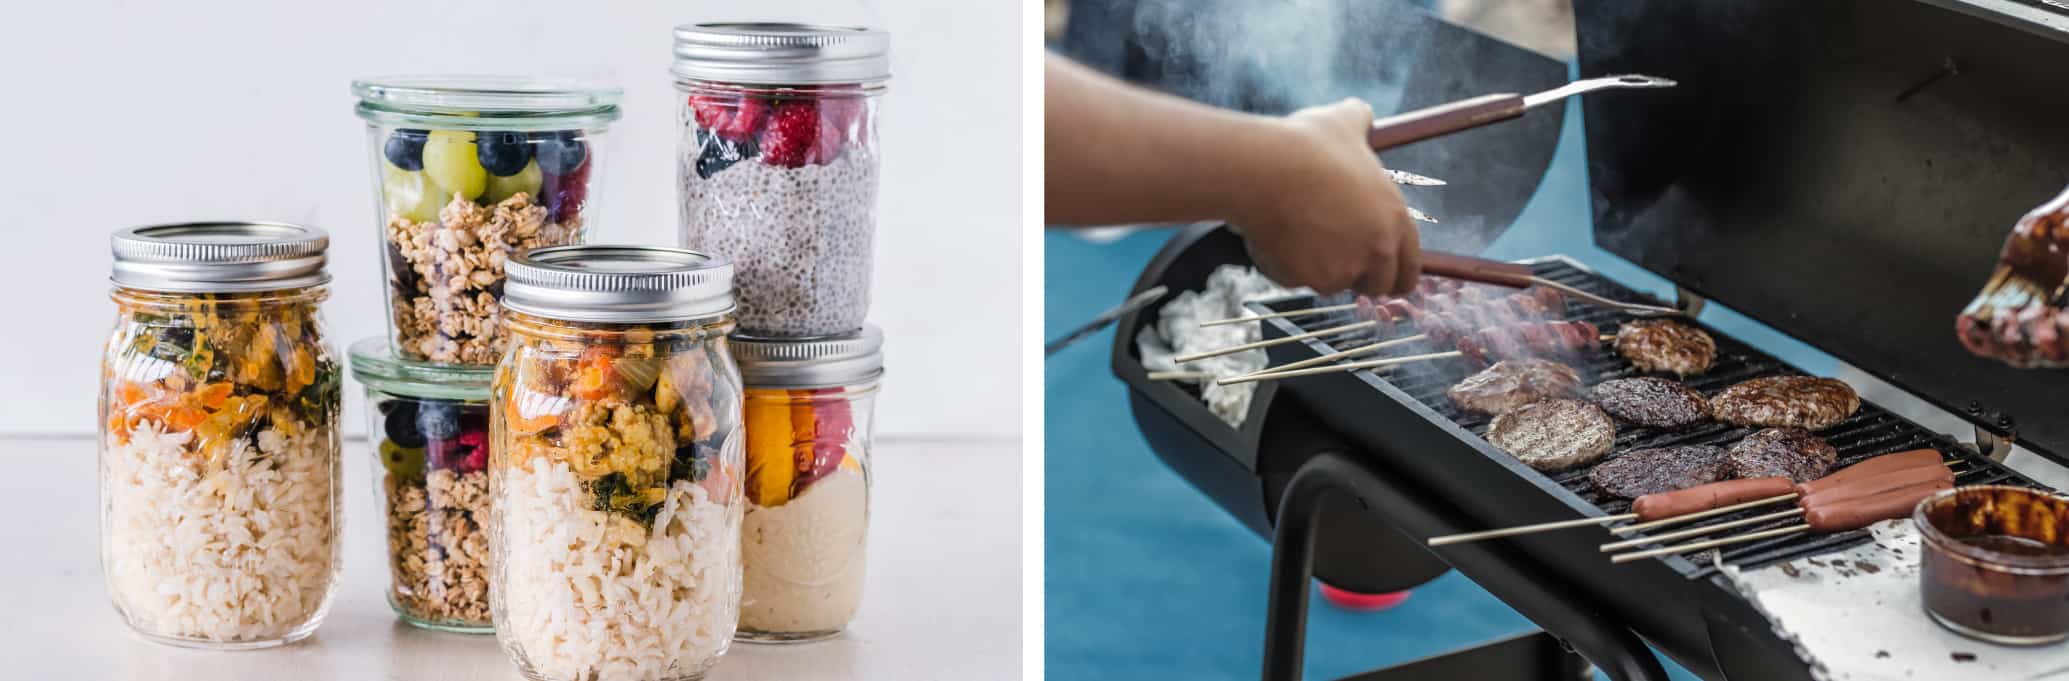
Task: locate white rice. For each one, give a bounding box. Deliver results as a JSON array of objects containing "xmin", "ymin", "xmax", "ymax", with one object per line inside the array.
[
  {"xmin": 101, "ymin": 421, "xmax": 340, "ymax": 644},
  {"xmin": 494, "ymin": 461, "xmax": 742, "ymax": 681}
]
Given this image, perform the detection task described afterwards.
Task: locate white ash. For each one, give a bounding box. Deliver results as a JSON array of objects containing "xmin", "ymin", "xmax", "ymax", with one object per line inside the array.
[
  {"xmin": 1137, "ymin": 266, "xmax": 1309, "ymax": 426},
  {"xmin": 679, "ymin": 148, "xmax": 878, "ymax": 338}
]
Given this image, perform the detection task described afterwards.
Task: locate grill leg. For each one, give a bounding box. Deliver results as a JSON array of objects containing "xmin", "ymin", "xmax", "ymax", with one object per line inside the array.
[{"xmin": 1259, "ymin": 451, "xmax": 1669, "ymax": 681}]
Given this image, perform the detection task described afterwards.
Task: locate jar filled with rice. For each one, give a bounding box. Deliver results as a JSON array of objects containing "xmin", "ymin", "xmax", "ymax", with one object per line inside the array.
[
  {"xmin": 100, "ymin": 222, "xmax": 344, "ymax": 648},
  {"xmin": 731, "ymin": 327, "xmax": 882, "ymax": 642},
  {"xmin": 491, "ymin": 245, "xmax": 744, "ymax": 680}
]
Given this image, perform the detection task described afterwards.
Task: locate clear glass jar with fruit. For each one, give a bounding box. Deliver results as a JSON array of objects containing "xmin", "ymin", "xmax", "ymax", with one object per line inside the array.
[
  {"xmin": 353, "ymin": 76, "xmax": 621, "ymax": 365},
  {"xmin": 100, "ymin": 222, "xmax": 343, "ymax": 649},
  {"xmin": 489, "ymin": 245, "xmax": 745, "ymax": 680},
  {"xmin": 673, "ymin": 23, "xmax": 889, "ymax": 338},
  {"xmin": 731, "ymin": 326, "xmax": 882, "ymax": 642},
  {"xmin": 349, "ymin": 337, "xmax": 495, "ymax": 633}
]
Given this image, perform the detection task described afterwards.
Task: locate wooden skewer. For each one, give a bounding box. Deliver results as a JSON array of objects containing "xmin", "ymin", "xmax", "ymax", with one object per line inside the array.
[
  {"xmin": 1609, "ymin": 525, "xmax": 1808, "ymax": 564},
  {"xmin": 1428, "ymin": 513, "xmax": 1632, "ymax": 546},
  {"xmin": 1386, "ymin": 168, "xmax": 1448, "ymax": 186},
  {"xmin": 1407, "ymin": 206, "xmax": 1439, "ymax": 224},
  {"xmin": 1174, "ymin": 319, "xmax": 1380, "ymax": 363},
  {"xmin": 1599, "ymin": 508, "xmax": 1803, "ymax": 552},
  {"xmin": 1217, "ymin": 350, "xmax": 1462, "ymax": 385},
  {"xmin": 1230, "ymin": 334, "xmax": 1428, "ymax": 378},
  {"xmin": 1608, "ymin": 493, "xmax": 1798, "ymax": 536},
  {"xmin": 1146, "ymin": 370, "xmax": 1213, "ymax": 381},
  {"xmin": 1199, "ymin": 302, "xmax": 1358, "ymax": 329}
]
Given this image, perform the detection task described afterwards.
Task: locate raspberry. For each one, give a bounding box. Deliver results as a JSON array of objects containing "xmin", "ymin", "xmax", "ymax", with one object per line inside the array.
[
  {"xmin": 807, "ymin": 98, "xmax": 862, "ymax": 165},
  {"xmin": 758, "ymin": 101, "xmax": 820, "ymax": 168},
  {"xmin": 543, "ymin": 157, "xmax": 590, "ymax": 222},
  {"xmin": 689, "ymin": 95, "xmax": 732, "ymax": 130},
  {"xmin": 716, "ymin": 97, "xmax": 768, "ymax": 142}
]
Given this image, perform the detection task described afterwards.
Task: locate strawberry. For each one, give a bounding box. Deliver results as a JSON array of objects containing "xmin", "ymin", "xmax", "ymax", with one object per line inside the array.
[
  {"xmin": 715, "ymin": 97, "xmax": 768, "ymax": 142},
  {"xmin": 688, "ymin": 95, "xmax": 732, "ymax": 130},
  {"xmin": 758, "ymin": 101, "xmax": 820, "ymax": 168}
]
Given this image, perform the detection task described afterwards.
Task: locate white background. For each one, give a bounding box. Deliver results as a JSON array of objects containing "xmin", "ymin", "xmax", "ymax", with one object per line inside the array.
[{"xmin": 0, "ymin": 0, "xmax": 1021, "ymax": 440}]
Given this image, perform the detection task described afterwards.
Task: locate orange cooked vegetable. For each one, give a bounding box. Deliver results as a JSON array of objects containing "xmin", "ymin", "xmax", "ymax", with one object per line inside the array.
[{"xmin": 570, "ymin": 348, "xmax": 621, "ymax": 401}]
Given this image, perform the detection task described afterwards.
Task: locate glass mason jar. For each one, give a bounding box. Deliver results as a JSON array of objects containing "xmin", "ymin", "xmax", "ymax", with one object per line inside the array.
[
  {"xmin": 673, "ymin": 23, "xmax": 889, "ymax": 338},
  {"xmin": 731, "ymin": 326, "xmax": 883, "ymax": 642},
  {"xmin": 490, "ymin": 245, "xmax": 745, "ymax": 680},
  {"xmin": 349, "ymin": 337, "xmax": 495, "ymax": 633},
  {"xmin": 354, "ymin": 76, "xmax": 623, "ymax": 365},
  {"xmin": 99, "ymin": 222, "xmax": 343, "ymax": 649}
]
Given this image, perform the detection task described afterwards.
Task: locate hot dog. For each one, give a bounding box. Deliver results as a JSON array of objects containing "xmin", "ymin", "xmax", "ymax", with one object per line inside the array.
[
  {"xmin": 1803, "ymin": 479, "xmax": 1952, "ymax": 532},
  {"xmin": 1794, "ymin": 449, "xmax": 1944, "ymax": 497},
  {"xmin": 1632, "ymin": 476, "xmax": 1795, "ymax": 521},
  {"xmin": 1796, "ymin": 463, "xmax": 1954, "ymax": 509}
]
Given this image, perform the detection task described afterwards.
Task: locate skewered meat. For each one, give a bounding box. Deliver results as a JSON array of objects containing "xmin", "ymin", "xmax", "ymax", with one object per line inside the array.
[
  {"xmin": 1455, "ymin": 321, "xmax": 1602, "ymax": 366},
  {"xmin": 1394, "ymin": 287, "xmax": 1568, "ymax": 347},
  {"xmin": 1486, "ymin": 399, "xmax": 1616, "ymax": 471},
  {"xmin": 1955, "ymin": 185, "xmax": 2069, "ymax": 367},
  {"xmin": 1613, "ymin": 319, "xmax": 1717, "ymax": 376},
  {"xmin": 1794, "ymin": 449, "xmax": 1942, "ymax": 496},
  {"xmin": 1588, "ymin": 445, "xmax": 1729, "ymax": 499},
  {"xmin": 1724, "ymin": 427, "xmax": 1838, "ymax": 483},
  {"xmin": 1447, "ymin": 359, "xmax": 1584, "ymax": 415},
  {"xmin": 1632, "ymin": 477, "xmax": 1794, "ymax": 521},
  {"xmin": 1590, "ymin": 377, "xmax": 1710, "ymax": 429},
  {"xmin": 1803, "ymin": 479, "xmax": 1952, "ymax": 532},
  {"xmin": 1710, "ymin": 376, "xmax": 1859, "ymax": 430}
]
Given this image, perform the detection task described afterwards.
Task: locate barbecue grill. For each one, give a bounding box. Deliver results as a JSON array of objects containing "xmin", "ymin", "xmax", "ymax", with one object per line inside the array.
[{"xmin": 1105, "ymin": 1, "xmax": 2069, "ymax": 679}]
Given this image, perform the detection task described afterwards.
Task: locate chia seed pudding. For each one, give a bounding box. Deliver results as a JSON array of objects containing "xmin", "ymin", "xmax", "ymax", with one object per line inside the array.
[
  {"xmin": 679, "ymin": 146, "xmax": 878, "ymax": 336},
  {"xmin": 673, "ymin": 23, "xmax": 890, "ymax": 338}
]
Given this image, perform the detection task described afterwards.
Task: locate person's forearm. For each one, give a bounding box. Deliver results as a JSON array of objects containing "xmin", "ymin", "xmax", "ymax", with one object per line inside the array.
[{"xmin": 1043, "ymin": 54, "xmax": 1296, "ymax": 228}]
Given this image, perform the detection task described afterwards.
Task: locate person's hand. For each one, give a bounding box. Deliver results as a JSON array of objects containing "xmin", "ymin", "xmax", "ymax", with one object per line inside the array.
[{"xmin": 1235, "ymin": 97, "xmax": 1421, "ymax": 296}]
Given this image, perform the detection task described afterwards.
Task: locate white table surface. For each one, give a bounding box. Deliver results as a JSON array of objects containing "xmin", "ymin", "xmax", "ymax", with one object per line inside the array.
[{"xmin": 0, "ymin": 436, "xmax": 1022, "ymax": 680}]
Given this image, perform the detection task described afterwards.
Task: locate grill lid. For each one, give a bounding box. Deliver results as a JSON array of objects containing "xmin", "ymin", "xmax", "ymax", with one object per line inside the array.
[{"xmin": 1576, "ymin": 0, "xmax": 2069, "ymax": 466}]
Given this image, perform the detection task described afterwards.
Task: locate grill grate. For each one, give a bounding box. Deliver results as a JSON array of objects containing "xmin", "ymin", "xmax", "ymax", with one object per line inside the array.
[{"xmin": 1275, "ymin": 257, "xmax": 2042, "ymax": 579}]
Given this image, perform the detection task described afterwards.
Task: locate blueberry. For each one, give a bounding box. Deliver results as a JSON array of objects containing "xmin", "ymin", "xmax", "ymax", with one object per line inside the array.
[
  {"xmin": 383, "ymin": 129, "xmax": 427, "ymax": 171},
  {"xmin": 415, "ymin": 400, "xmax": 462, "ymax": 441},
  {"xmin": 476, "ymin": 130, "xmax": 533, "ymax": 176},
  {"xmin": 535, "ymin": 130, "xmax": 588, "ymax": 174},
  {"xmin": 693, "ymin": 136, "xmax": 757, "ymax": 179},
  {"xmin": 383, "ymin": 400, "xmax": 425, "ymax": 448}
]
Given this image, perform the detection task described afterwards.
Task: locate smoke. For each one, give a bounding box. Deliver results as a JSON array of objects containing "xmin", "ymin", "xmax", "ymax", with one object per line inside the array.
[{"xmin": 1062, "ymin": 0, "xmax": 1414, "ymax": 116}]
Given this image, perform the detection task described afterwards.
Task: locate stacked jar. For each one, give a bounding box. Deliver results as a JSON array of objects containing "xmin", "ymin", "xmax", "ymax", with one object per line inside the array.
[
  {"xmin": 348, "ymin": 339, "xmax": 495, "ymax": 632},
  {"xmin": 490, "ymin": 246, "xmax": 746, "ymax": 680},
  {"xmin": 732, "ymin": 328, "xmax": 883, "ymax": 641},
  {"xmin": 100, "ymin": 222, "xmax": 344, "ymax": 648},
  {"xmin": 673, "ymin": 23, "xmax": 889, "ymax": 338},
  {"xmin": 674, "ymin": 23, "xmax": 893, "ymax": 644},
  {"xmin": 349, "ymin": 76, "xmax": 621, "ymax": 634}
]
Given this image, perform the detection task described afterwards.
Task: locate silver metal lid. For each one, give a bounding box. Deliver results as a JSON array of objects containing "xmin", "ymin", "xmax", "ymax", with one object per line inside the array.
[
  {"xmin": 672, "ymin": 23, "xmax": 891, "ymax": 86},
  {"xmin": 110, "ymin": 221, "xmax": 330, "ymax": 293},
  {"xmin": 732, "ymin": 325, "xmax": 885, "ymax": 388},
  {"xmin": 504, "ymin": 245, "xmax": 734, "ymax": 323}
]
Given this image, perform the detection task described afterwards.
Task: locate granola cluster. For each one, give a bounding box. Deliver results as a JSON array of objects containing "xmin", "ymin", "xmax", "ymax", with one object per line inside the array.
[
  {"xmin": 386, "ymin": 192, "xmax": 580, "ymax": 364},
  {"xmin": 384, "ymin": 468, "xmax": 492, "ymax": 627}
]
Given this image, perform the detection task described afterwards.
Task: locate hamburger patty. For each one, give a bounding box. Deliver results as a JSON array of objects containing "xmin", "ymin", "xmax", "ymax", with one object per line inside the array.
[
  {"xmin": 1588, "ymin": 445, "xmax": 1729, "ymax": 499},
  {"xmin": 1486, "ymin": 399, "xmax": 1616, "ymax": 471},
  {"xmin": 1448, "ymin": 359, "xmax": 1584, "ymax": 415},
  {"xmin": 1711, "ymin": 376, "xmax": 1860, "ymax": 430},
  {"xmin": 1591, "ymin": 377, "xmax": 1710, "ymax": 429},
  {"xmin": 1614, "ymin": 319, "xmax": 1718, "ymax": 376},
  {"xmin": 1724, "ymin": 427, "xmax": 1838, "ymax": 483}
]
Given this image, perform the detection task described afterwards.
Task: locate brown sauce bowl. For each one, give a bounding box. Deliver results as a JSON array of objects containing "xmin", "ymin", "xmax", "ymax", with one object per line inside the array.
[{"xmin": 1913, "ymin": 484, "xmax": 2069, "ymax": 645}]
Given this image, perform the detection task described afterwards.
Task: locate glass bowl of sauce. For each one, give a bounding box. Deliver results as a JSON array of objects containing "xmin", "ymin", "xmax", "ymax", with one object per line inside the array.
[{"xmin": 1914, "ymin": 484, "xmax": 2069, "ymax": 645}]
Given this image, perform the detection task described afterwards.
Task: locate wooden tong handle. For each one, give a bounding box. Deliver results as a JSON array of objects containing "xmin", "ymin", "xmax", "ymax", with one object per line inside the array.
[
  {"xmin": 1368, "ymin": 93, "xmax": 1526, "ymax": 151},
  {"xmin": 1419, "ymin": 251, "xmax": 1536, "ymax": 288}
]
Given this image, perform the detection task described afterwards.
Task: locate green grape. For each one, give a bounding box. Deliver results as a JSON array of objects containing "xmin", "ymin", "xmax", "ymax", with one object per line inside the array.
[
  {"xmin": 421, "ymin": 130, "xmax": 487, "ymax": 201},
  {"xmin": 381, "ymin": 162, "xmax": 445, "ymax": 223},
  {"xmin": 482, "ymin": 158, "xmax": 543, "ymax": 204}
]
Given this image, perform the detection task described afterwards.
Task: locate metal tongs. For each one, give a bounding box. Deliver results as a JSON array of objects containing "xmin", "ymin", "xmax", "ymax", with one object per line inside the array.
[{"xmin": 1368, "ymin": 74, "xmax": 1677, "ymax": 151}]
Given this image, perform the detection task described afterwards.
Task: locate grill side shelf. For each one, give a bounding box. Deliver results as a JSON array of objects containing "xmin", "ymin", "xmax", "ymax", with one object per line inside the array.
[{"xmin": 1269, "ymin": 257, "xmax": 2047, "ymax": 580}]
